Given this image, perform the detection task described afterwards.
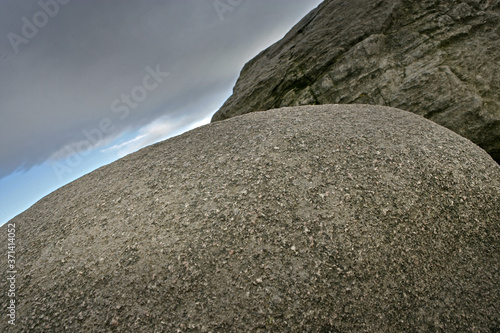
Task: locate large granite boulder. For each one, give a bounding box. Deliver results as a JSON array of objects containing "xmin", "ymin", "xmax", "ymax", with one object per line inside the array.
[
  {"xmin": 212, "ymin": 0, "xmax": 500, "ymax": 163},
  {"xmin": 2, "ymin": 105, "xmax": 499, "ymax": 332}
]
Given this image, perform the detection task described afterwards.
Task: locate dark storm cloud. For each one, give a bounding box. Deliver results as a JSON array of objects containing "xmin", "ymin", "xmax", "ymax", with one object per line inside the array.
[{"xmin": 0, "ymin": 0, "xmax": 322, "ymax": 178}]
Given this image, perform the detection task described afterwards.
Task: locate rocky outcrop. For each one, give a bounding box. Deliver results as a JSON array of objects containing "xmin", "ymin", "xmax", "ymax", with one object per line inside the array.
[
  {"xmin": 2, "ymin": 105, "xmax": 499, "ymax": 332},
  {"xmin": 212, "ymin": 0, "xmax": 500, "ymax": 163}
]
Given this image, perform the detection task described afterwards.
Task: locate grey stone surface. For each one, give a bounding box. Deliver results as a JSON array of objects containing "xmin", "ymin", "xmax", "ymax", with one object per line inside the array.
[
  {"xmin": 1, "ymin": 105, "xmax": 499, "ymax": 332},
  {"xmin": 212, "ymin": 0, "xmax": 500, "ymax": 163}
]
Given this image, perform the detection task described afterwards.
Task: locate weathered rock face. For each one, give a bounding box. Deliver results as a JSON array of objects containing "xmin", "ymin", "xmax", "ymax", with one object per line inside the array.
[
  {"xmin": 212, "ymin": 0, "xmax": 500, "ymax": 163},
  {"xmin": 2, "ymin": 105, "xmax": 499, "ymax": 332}
]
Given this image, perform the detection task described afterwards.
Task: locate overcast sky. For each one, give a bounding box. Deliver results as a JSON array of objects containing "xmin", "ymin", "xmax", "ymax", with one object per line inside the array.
[{"xmin": 0, "ymin": 0, "xmax": 322, "ymax": 225}]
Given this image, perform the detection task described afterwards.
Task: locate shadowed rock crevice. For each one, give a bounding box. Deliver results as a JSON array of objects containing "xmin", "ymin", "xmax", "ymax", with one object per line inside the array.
[{"xmin": 212, "ymin": 0, "xmax": 500, "ymax": 163}]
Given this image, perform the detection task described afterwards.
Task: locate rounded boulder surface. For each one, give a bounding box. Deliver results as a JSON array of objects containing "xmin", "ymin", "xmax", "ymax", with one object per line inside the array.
[{"xmin": 1, "ymin": 104, "xmax": 499, "ymax": 332}]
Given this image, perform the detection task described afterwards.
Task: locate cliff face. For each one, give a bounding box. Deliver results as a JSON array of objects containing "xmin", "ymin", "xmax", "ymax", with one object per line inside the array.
[
  {"xmin": 212, "ymin": 0, "xmax": 500, "ymax": 163},
  {"xmin": 1, "ymin": 105, "xmax": 499, "ymax": 332}
]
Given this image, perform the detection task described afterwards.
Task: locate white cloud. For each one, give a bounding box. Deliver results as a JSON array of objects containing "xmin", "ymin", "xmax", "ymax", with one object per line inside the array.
[
  {"xmin": 49, "ymin": 134, "xmax": 116, "ymax": 161},
  {"xmin": 104, "ymin": 118, "xmax": 175, "ymax": 158},
  {"xmin": 100, "ymin": 111, "xmax": 213, "ymax": 159},
  {"xmin": 186, "ymin": 114, "xmax": 212, "ymax": 130},
  {"xmin": 99, "ymin": 134, "xmax": 148, "ymax": 154},
  {"xmin": 0, "ymin": 0, "xmax": 322, "ymax": 178}
]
